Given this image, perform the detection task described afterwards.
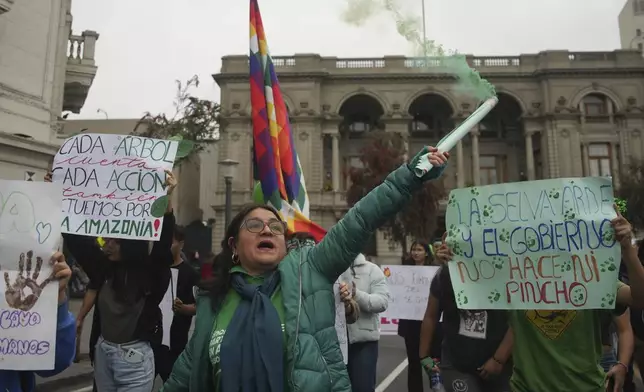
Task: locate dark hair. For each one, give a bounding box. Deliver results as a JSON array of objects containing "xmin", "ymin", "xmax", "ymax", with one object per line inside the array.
[
  {"xmin": 403, "ymin": 240, "xmax": 434, "ymax": 266},
  {"xmin": 173, "ymin": 225, "xmax": 185, "ymax": 242},
  {"xmin": 203, "ymin": 203, "xmax": 283, "ymax": 311},
  {"xmin": 287, "ymin": 231, "xmax": 317, "ymax": 251},
  {"xmin": 105, "ymin": 239, "xmax": 151, "ymax": 304},
  {"xmin": 288, "ymin": 232, "xmax": 317, "ymax": 243}
]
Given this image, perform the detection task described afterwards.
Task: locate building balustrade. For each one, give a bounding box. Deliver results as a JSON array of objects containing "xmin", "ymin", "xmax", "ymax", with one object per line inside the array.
[
  {"xmin": 67, "ymin": 31, "xmax": 99, "ymax": 65},
  {"xmin": 218, "ymin": 50, "xmax": 644, "ymax": 76},
  {"xmin": 64, "ymin": 30, "xmax": 99, "ymax": 114}
]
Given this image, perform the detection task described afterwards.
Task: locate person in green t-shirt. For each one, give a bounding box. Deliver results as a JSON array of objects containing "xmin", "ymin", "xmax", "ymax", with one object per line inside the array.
[
  {"xmin": 437, "ymin": 206, "xmax": 644, "ymax": 392},
  {"xmin": 508, "ymin": 206, "xmax": 644, "ymax": 392}
]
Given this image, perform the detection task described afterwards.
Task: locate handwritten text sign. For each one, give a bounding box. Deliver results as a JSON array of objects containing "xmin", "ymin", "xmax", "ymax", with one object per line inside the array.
[
  {"xmin": 446, "ymin": 177, "xmax": 620, "ymax": 310},
  {"xmin": 381, "ymin": 265, "xmax": 439, "ymax": 320},
  {"xmin": 333, "ymin": 282, "xmax": 348, "ymax": 364},
  {"xmin": 52, "ymin": 134, "xmax": 178, "ymax": 240},
  {"xmin": 0, "ymin": 180, "xmax": 63, "ymax": 370}
]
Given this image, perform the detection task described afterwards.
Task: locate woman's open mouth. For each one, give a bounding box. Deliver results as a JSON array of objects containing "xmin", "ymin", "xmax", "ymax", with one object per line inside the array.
[{"xmin": 257, "ymin": 240, "xmax": 276, "ymax": 251}]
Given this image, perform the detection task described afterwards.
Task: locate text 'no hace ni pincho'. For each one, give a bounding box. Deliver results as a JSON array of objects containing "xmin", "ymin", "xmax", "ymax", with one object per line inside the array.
[{"xmin": 449, "ymin": 179, "xmax": 619, "ymax": 308}]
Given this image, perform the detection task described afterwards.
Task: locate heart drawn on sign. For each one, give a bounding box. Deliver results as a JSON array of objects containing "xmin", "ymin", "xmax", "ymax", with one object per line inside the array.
[{"xmin": 36, "ymin": 222, "xmax": 52, "ymax": 244}]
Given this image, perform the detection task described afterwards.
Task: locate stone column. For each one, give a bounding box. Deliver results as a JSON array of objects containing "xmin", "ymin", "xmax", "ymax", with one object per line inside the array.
[
  {"xmin": 456, "ymin": 140, "xmax": 465, "ymax": 187},
  {"xmin": 581, "ymin": 142, "xmax": 590, "ymax": 176},
  {"xmin": 471, "ymin": 129, "xmax": 480, "ymax": 185},
  {"xmin": 81, "ymin": 30, "xmax": 100, "ymax": 63},
  {"xmin": 611, "ymin": 142, "xmax": 620, "ymax": 188},
  {"xmin": 331, "ymin": 132, "xmax": 340, "ymax": 191},
  {"xmin": 524, "ymin": 130, "xmax": 536, "ymax": 181}
]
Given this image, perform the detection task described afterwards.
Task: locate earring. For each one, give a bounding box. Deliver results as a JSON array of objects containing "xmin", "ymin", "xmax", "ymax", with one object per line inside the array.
[{"xmin": 232, "ymin": 253, "xmax": 240, "ymax": 264}]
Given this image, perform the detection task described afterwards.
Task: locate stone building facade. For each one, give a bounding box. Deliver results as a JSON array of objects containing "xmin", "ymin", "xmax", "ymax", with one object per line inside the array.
[
  {"xmin": 213, "ymin": 50, "xmax": 644, "ymax": 263},
  {"xmin": 619, "ymin": 0, "xmax": 644, "ymax": 51},
  {"xmin": 0, "ymin": 0, "xmax": 98, "ymax": 181}
]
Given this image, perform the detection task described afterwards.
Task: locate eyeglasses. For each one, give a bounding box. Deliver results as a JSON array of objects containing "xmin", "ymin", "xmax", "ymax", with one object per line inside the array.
[{"xmin": 242, "ymin": 218, "xmax": 287, "ymax": 235}]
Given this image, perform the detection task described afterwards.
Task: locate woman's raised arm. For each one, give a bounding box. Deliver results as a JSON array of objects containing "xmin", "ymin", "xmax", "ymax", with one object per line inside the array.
[{"xmin": 308, "ymin": 147, "xmax": 448, "ymax": 281}]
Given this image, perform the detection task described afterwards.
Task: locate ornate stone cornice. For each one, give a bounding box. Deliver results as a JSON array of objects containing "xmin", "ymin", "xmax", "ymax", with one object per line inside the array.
[
  {"xmin": 214, "ymin": 67, "xmax": 644, "ymax": 86},
  {"xmin": 0, "ymin": 131, "xmax": 59, "ymax": 156}
]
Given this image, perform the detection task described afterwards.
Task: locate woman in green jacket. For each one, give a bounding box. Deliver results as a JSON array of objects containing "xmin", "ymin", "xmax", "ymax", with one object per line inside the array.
[{"xmin": 161, "ymin": 146, "xmax": 449, "ymax": 392}]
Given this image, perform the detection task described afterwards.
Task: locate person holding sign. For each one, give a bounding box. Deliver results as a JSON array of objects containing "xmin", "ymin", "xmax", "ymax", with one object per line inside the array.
[
  {"xmin": 161, "ymin": 146, "xmax": 448, "ymax": 392},
  {"xmin": 440, "ymin": 205, "xmax": 644, "ymax": 392},
  {"xmin": 398, "ymin": 240, "xmax": 443, "ymax": 392},
  {"xmin": 419, "ymin": 264, "xmax": 513, "ymax": 392},
  {"xmin": 46, "ymin": 170, "xmax": 177, "ymax": 392},
  {"xmin": 0, "ymin": 252, "xmax": 75, "ymax": 392}
]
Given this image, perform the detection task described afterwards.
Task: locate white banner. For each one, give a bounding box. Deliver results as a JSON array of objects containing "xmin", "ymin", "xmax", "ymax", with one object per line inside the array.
[
  {"xmin": 381, "ymin": 265, "xmax": 439, "ymax": 321},
  {"xmin": 52, "ymin": 134, "xmax": 178, "ymax": 241},
  {"xmin": 0, "ymin": 180, "xmax": 63, "ymax": 370}
]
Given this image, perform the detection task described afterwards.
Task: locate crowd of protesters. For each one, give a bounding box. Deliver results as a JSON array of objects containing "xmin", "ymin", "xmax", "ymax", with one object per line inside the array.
[{"xmin": 8, "ymin": 146, "xmax": 644, "ymax": 392}]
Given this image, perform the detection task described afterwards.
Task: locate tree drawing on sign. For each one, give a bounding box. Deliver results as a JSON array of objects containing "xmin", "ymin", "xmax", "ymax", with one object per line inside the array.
[{"xmin": 2, "ymin": 251, "xmax": 54, "ymax": 311}]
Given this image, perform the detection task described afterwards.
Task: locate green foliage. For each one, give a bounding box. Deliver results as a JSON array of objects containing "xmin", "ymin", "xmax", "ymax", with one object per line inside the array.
[
  {"xmin": 132, "ymin": 75, "xmax": 219, "ymax": 164},
  {"xmin": 345, "ymin": 132, "xmax": 446, "ymax": 257},
  {"xmin": 150, "ymin": 195, "xmax": 169, "ymax": 218}
]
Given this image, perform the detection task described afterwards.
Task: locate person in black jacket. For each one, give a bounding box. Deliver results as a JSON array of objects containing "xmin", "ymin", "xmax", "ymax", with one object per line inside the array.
[
  {"xmin": 154, "ymin": 225, "xmax": 199, "ymax": 382},
  {"xmin": 46, "ymin": 170, "xmax": 176, "ymax": 391},
  {"xmin": 398, "ymin": 240, "xmax": 442, "ymax": 392}
]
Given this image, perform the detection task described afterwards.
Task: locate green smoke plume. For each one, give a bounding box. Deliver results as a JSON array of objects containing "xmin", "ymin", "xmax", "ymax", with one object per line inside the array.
[{"xmin": 341, "ymin": 0, "xmax": 495, "ymax": 101}]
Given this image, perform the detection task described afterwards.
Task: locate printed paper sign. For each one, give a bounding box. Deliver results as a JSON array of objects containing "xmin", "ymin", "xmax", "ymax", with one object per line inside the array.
[
  {"xmin": 0, "ymin": 180, "xmax": 63, "ymax": 370},
  {"xmin": 446, "ymin": 177, "xmax": 620, "ymax": 310},
  {"xmin": 333, "ymin": 282, "xmax": 348, "ymax": 364},
  {"xmin": 52, "ymin": 134, "xmax": 178, "ymax": 241},
  {"xmin": 381, "ymin": 265, "xmax": 439, "ymax": 320}
]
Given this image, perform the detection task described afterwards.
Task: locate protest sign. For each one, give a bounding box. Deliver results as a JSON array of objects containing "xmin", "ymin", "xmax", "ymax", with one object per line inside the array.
[
  {"xmin": 52, "ymin": 134, "xmax": 179, "ymax": 241},
  {"xmin": 379, "ymin": 316, "xmax": 399, "ymax": 335},
  {"xmin": 0, "ymin": 180, "xmax": 63, "ymax": 370},
  {"xmin": 333, "ymin": 282, "xmax": 348, "ymax": 364},
  {"xmin": 381, "ymin": 265, "xmax": 439, "ymax": 320},
  {"xmin": 445, "ymin": 177, "xmax": 620, "ymax": 310}
]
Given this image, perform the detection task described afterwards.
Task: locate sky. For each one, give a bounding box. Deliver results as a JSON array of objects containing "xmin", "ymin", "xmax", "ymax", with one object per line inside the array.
[{"xmin": 69, "ymin": 0, "xmax": 627, "ymax": 120}]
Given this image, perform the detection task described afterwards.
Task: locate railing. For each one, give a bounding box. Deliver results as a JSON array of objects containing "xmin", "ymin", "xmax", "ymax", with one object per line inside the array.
[
  {"xmin": 471, "ymin": 57, "xmax": 520, "ymax": 67},
  {"xmin": 67, "ymin": 30, "xmax": 99, "ymax": 64},
  {"xmin": 219, "ymin": 50, "xmax": 644, "ymax": 74}
]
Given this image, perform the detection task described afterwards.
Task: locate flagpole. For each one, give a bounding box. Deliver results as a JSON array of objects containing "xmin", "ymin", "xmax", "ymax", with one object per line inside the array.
[{"xmin": 421, "ymin": 0, "xmax": 427, "ymax": 58}]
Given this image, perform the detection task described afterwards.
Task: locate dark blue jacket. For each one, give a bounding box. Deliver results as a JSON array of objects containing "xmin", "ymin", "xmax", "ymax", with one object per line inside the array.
[{"xmin": 0, "ymin": 300, "xmax": 76, "ymax": 391}]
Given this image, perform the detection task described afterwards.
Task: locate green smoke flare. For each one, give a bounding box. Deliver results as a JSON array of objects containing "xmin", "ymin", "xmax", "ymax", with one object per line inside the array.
[{"xmin": 341, "ymin": 0, "xmax": 495, "ymax": 101}]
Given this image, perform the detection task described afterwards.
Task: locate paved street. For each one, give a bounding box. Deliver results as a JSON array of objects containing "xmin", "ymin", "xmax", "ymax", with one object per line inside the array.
[{"xmin": 34, "ymin": 299, "xmax": 642, "ymax": 392}]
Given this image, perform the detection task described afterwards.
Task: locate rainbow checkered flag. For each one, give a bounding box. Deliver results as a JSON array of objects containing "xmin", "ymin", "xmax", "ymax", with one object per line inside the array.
[{"xmin": 249, "ymin": 0, "xmax": 326, "ymax": 241}]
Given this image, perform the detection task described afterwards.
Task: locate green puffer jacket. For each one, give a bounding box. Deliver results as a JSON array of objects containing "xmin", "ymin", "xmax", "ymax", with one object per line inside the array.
[{"xmin": 161, "ymin": 162, "xmax": 436, "ymax": 392}]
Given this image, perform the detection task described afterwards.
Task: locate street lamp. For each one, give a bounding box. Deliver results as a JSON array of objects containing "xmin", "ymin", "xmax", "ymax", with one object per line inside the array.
[{"xmin": 219, "ymin": 158, "xmax": 239, "ymax": 228}]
